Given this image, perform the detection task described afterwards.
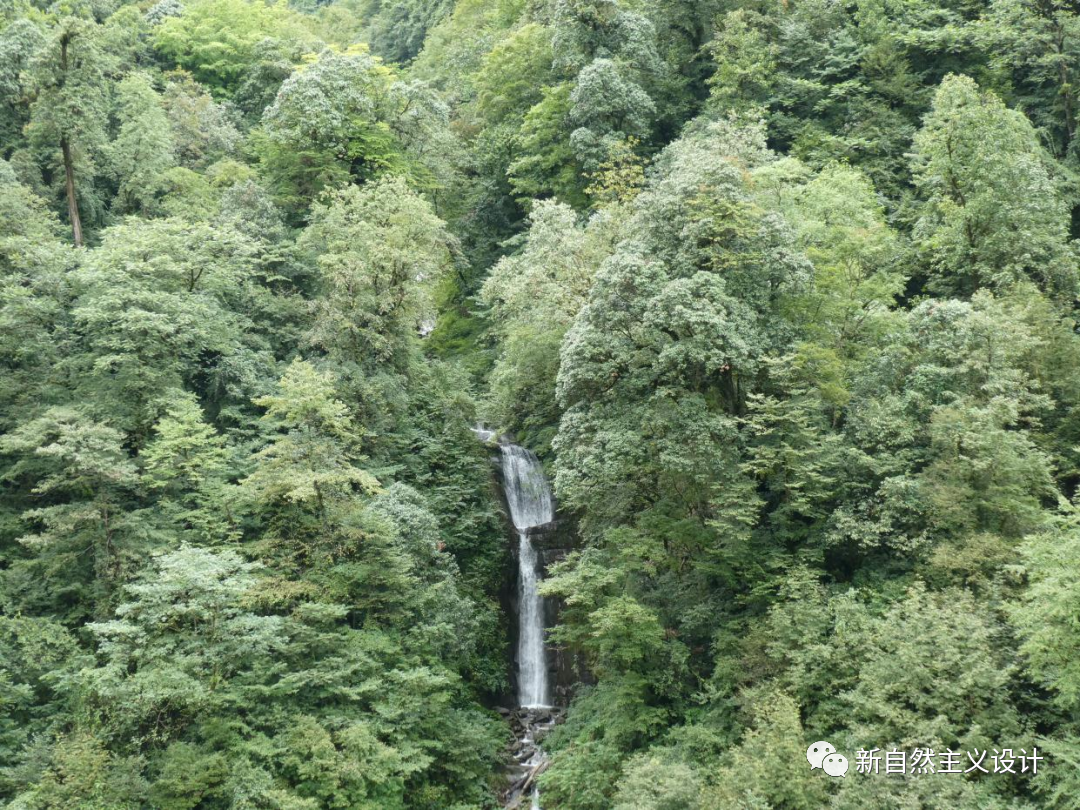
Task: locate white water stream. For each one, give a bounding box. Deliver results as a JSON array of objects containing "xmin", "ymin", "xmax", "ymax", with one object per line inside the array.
[
  {"xmin": 500, "ymin": 443, "xmax": 554, "ymax": 709},
  {"xmin": 474, "ymin": 428, "xmax": 556, "ymax": 808}
]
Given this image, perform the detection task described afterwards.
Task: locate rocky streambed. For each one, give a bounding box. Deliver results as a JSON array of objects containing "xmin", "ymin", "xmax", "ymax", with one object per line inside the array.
[{"xmin": 501, "ymin": 706, "xmax": 562, "ymax": 809}]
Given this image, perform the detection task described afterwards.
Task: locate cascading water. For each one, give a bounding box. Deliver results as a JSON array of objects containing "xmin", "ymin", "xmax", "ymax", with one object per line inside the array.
[
  {"xmin": 473, "ymin": 427, "xmax": 558, "ymax": 809},
  {"xmin": 500, "ymin": 444, "xmax": 553, "ymax": 708}
]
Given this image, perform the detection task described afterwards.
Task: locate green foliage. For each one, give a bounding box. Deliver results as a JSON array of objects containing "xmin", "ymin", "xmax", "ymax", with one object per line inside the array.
[
  {"xmin": 568, "ymin": 58, "xmax": 654, "ymax": 170},
  {"xmin": 701, "ymin": 692, "xmax": 828, "ymax": 810},
  {"xmin": 759, "ymin": 160, "xmax": 907, "ymax": 404},
  {"xmin": 0, "ymin": 19, "xmax": 45, "ymax": 150},
  {"xmin": 84, "ymin": 545, "xmax": 285, "ymax": 739},
  {"xmin": 480, "ymin": 199, "xmax": 616, "ymax": 447},
  {"xmin": 241, "ymin": 358, "xmax": 379, "ymax": 553},
  {"xmin": 538, "ymin": 676, "xmax": 675, "ymax": 809},
  {"xmin": 162, "ymin": 72, "xmax": 242, "ymax": 169},
  {"xmin": 141, "ymin": 391, "xmax": 238, "ymax": 543},
  {"xmin": 108, "ymin": 72, "xmax": 177, "ymax": 214},
  {"xmin": 741, "ymin": 361, "xmax": 844, "ymax": 541},
  {"xmin": 707, "ymin": 10, "xmax": 775, "ymax": 115},
  {"xmin": 912, "ymin": 73, "xmax": 1077, "ymax": 297},
  {"xmin": 0, "ymin": 616, "xmax": 85, "ymax": 792},
  {"xmin": 257, "ymin": 45, "xmax": 414, "ymax": 207},
  {"xmin": 301, "ymin": 177, "xmax": 453, "ymax": 370},
  {"xmin": 25, "ymin": 15, "xmax": 110, "ymax": 243},
  {"xmin": 68, "ymin": 217, "xmax": 265, "ymax": 437},
  {"xmin": 1011, "ymin": 510, "xmax": 1080, "ymax": 711},
  {"xmin": 505, "ymin": 82, "xmax": 584, "ymax": 206},
  {"xmin": 843, "ymin": 583, "xmax": 1020, "ymax": 750},
  {"xmin": 554, "ymin": 119, "xmax": 809, "ymax": 530},
  {"xmin": 4, "ymin": 0, "xmax": 1080, "ymax": 807},
  {"xmin": 984, "ymin": 0, "xmax": 1080, "ymax": 158},
  {"xmin": 24, "ymin": 16, "xmax": 109, "ymax": 161},
  {"xmin": 473, "ymin": 23, "xmax": 553, "ymax": 125},
  {"xmin": 153, "ymin": 0, "xmax": 313, "ymax": 98},
  {"xmin": 0, "ymin": 408, "xmax": 146, "ymax": 619},
  {"xmin": 365, "ymin": 0, "xmax": 455, "ymax": 64},
  {"xmin": 8, "ymin": 732, "xmax": 146, "ymax": 810}
]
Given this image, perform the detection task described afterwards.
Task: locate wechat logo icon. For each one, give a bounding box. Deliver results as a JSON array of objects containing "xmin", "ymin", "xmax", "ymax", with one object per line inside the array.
[
  {"xmin": 807, "ymin": 741, "xmax": 835, "ymax": 770},
  {"xmin": 807, "ymin": 741, "xmax": 848, "ymax": 777},
  {"xmin": 823, "ymin": 753, "xmax": 848, "ymax": 777}
]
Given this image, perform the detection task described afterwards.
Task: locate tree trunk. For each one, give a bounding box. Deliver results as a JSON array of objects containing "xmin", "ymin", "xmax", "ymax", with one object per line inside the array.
[{"xmin": 61, "ymin": 136, "xmax": 82, "ymax": 247}]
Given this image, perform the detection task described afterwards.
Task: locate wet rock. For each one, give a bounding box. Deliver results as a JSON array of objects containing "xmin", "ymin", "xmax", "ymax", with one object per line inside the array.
[{"xmin": 500, "ymin": 707, "xmax": 564, "ymax": 808}]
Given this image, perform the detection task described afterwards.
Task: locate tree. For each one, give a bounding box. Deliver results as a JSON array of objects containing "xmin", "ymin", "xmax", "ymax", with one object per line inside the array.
[
  {"xmin": 141, "ymin": 391, "xmax": 238, "ymax": 543},
  {"xmin": 472, "ymin": 23, "xmax": 553, "ymax": 126},
  {"xmin": 911, "ymin": 74, "xmax": 1077, "ymax": 297},
  {"xmin": 842, "ymin": 583, "xmax": 1019, "ymax": 751},
  {"xmin": 740, "ymin": 359, "xmax": 843, "ymax": 543},
  {"xmin": 568, "ymin": 58, "xmax": 655, "ymax": 170},
  {"xmin": 0, "ymin": 408, "xmax": 144, "ymax": 619},
  {"xmin": 706, "ymin": 10, "xmax": 774, "ymax": 115},
  {"xmin": 507, "ymin": 83, "xmax": 587, "ymax": 206},
  {"xmin": 0, "ymin": 615, "xmax": 85, "ymax": 794},
  {"xmin": 74, "ymin": 537, "xmax": 502, "ymax": 807},
  {"xmin": 108, "ymin": 73, "xmax": 176, "ymax": 215},
  {"xmin": 612, "ymin": 755, "xmax": 703, "ymax": 810},
  {"xmin": 0, "ymin": 162, "xmax": 73, "ymax": 427},
  {"xmin": 7, "ymin": 1, "xmax": 1080, "ymax": 807},
  {"xmin": 1011, "ymin": 510, "xmax": 1080, "ymax": 711},
  {"xmin": 0, "ymin": 19, "xmax": 45, "ymax": 151},
  {"xmin": 550, "ymin": 0, "xmax": 662, "ymax": 77},
  {"xmin": 699, "ymin": 692, "xmax": 828, "ymax": 810},
  {"xmin": 85, "ymin": 545, "xmax": 284, "ymax": 735},
  {"xmin": 757, "ymin": 160, "xmax": 906, "ymax": 398},
  {"xmin": 25, "ymin": 16, "xmax": 109, "ymax": 246},
  {"xmin": 70, "ymin": 218, "xmax": 263, "ymax": 437},
  {"xmin": 480, "ymin": 199, "xmax": 617, "ymax": 443},
  {"xmin": 553, "ymin": 119, "xmax": 809, "ymax": 530},
  {"xmin": 831, "ymin": 292, "xmax": 1057, "ymax": 556},
  {"xmin": 365, "ymin": 0, "xmax": 455, "ymax": 64},
  {"xmin": 161, "ymin": 71, "xmax": 241, "ymax": 169},
  {"xmin": 259, "ymin": 46, "xmax": 409, "ymax": 204},
  {"xmin": 152, "ymin": 0, "xmax": 313, "ymax": 98},
  {"xmin": 6, "ymin": 732, "xmax": 146, "ymax": 810},
  {"xmin": 241, "ymin": 359, "xmax": 379, "ymax": 560},
  {"xmin": 301, "ymin": 177, "xmax": 453, "ymax": 372},
  {"xmin": 986, "ymin": 0, "xmax": 1080, "ymax": 158}
]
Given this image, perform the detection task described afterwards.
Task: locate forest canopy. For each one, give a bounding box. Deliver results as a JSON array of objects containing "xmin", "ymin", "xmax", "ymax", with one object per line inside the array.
[{"xmin": 2, "ymin": 0, "xmax": 1080, "ymax": 808}]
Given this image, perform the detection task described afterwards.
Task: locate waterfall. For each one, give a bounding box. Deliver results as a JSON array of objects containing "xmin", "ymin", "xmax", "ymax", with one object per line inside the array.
[
  {"xmin": 473, "ymin": 428, "xmax": 558, "ymax": 809},
  {"xmin": 500, "ymin": 443, "xmax": 554, "ymax": 709}
]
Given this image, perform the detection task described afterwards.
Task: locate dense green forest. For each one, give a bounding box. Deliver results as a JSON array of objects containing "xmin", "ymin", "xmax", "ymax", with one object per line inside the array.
[{"xmin": 3, "ymin": 0, "xmax": 1080, "ymax": 806}]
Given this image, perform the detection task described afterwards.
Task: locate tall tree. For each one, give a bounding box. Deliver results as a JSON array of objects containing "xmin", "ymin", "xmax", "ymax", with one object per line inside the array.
[
  {"xmin": 480, "ymin": 199, "xmax": 617, "ymax": 446},
  {"xmin": 554, "ymin": 119, "xmax": 810, "ymax": 530},
  {"xmin": 241, "ymin": 359, "xmax": 380, "ymax": 563},
  {"xmin": 25, "ymin": 17, "xmax": 109, "ymax": 247},
  {"xmin": 301, "ymin": 177, "xmax": 454, "ymax": 373},
  {"xmin": 911, "ymin": 73, "xmax": 1078, "ymax": 298},
  {"xmin": 0, "ymin": 408, "xmax": 144, "ymax": 619},
  {"xmin": 108, "ymin": 72, "xmax": 176, "ymax": 215}
]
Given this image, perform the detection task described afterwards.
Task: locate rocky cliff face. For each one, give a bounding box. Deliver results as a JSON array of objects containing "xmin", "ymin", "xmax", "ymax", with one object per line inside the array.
[{"xmin": 529, "ymin": 518, "xmax": 591, "ymax": 704}]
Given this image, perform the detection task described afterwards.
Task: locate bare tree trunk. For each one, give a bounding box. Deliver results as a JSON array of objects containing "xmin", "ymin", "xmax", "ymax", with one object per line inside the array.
[{"xmin": 61, "ymin": 136, "xmax": 82, "ymax": 247}]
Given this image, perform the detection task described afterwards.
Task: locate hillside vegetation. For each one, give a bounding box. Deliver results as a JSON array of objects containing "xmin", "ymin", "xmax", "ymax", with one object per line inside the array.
[{"xmin": 2, "ymin": 0, "xmax": 1080, "ymax": 808}]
